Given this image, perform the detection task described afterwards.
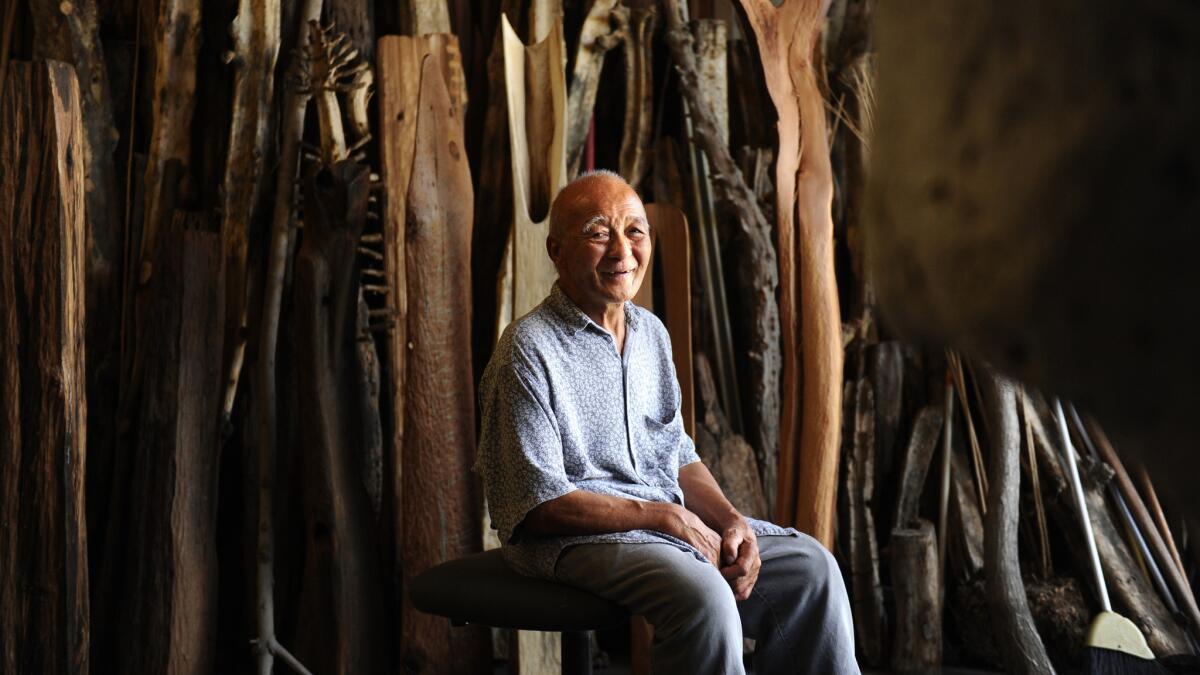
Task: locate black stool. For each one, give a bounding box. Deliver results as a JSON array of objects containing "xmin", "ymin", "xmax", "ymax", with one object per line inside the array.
[{"xmin": 409, "ymin": 549, "xmax": 629, "ymax": 675}]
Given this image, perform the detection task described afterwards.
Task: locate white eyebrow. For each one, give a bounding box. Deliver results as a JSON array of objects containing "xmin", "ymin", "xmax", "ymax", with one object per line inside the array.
[{"xmin": 580, "ymin": 214, "xmax": 610, "ymax": 231}]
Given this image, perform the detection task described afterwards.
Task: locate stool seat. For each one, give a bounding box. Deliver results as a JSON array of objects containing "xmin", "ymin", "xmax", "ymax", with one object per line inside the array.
[{"xmin": 409, "ymin": 549, "xmax": 628, "ymax": 632}]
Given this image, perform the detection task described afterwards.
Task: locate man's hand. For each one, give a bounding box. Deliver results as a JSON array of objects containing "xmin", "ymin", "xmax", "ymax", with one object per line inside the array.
[
  {"xmin": 718, "ymin": 517, "xmax": 761, "ymax": 601},
  {"xmin": 659, "ymin": 503, "xmax": 723, "ymax": 566}
]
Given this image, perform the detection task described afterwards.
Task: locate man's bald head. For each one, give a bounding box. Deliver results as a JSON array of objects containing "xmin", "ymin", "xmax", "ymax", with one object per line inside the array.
[{"xmin": 549, "ymin": 169, "xmax": 637, "ymax": 243}]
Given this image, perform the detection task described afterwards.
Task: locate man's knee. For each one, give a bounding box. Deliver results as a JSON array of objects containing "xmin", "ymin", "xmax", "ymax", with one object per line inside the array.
[{"xmin": 654, "ymin": 565, "xmax": 741, "ymax": 643}]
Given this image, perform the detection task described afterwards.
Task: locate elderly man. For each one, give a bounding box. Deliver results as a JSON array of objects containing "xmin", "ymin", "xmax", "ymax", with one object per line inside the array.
[{"xmin": 477, "ymin": 170, "xmax": 858, "ymax": 674}]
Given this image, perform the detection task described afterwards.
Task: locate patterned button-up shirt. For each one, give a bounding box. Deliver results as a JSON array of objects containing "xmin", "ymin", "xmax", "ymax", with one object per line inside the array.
[{"xmin": 477, "ymin": 282, "xmax": 794, "ymax": 579}]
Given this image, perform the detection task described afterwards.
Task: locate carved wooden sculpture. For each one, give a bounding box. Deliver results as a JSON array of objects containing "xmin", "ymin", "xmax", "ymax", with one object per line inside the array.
[
  {"xmin": 378, "ymin": 32, "xmax": 489, "ymax": 673},
  {"xmin": 0, "ymin": 60, "xmax": 89, "ymax": 675},
  {"xmin": 564, "ymin": 0, "xmax": 625, "ymax": 176},
  {"xmin": 292, "ymin": 161, "xmax": 385, "ymax": 675},
  {"xmin": 735, "ymin": 0, "xmax": 843, "ymax": 545}
]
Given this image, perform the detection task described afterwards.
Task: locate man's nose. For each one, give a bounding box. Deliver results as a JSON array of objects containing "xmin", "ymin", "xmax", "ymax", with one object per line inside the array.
[{"xmin": 606, "ymin": 232, "xmax": 632, "ymax": 259}]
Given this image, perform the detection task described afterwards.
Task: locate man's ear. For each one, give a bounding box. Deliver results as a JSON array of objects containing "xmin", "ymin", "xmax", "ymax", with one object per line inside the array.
[{"xmin": 546, "ymin": 236, "xmax": 560, "ymax": 265}]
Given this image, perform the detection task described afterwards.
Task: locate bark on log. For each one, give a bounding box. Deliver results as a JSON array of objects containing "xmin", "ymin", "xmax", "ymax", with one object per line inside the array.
[
  {"xmin": 843, "ymin": 376, "xmax": 886, "ymax": 666},
  {"xmin": 891, "ymin": 520, "xmax": 941, "ymax": 673},
  {"xmin": 894, "ymin": 404, "xmax": 943, "ymax": 529},
  {"xmin": 292, "ymin": 161, "xmax": 386, "ymax": 675},
  {"xmin": 978, "ymin": 366, "xmax": 1054, "ymax": 674},
  {"xmin": 1026, "ymin": 400, "xmax": 1191, "ymax": 656},
  {"xmin": 691, "ymin": 19, "xmax": 727, "ymax": 144},
  {"xmin": 661, "ymin": 0, "xmax": 788, "ymax": 536},
  {"xmin": 117, "ymin": 214, "xmax": 225, "ymax": 675},
  {"xmin": 381, "ymin": 38, "xmax": 491, "ymax": 674},
  {"xmin": 565, "ymin": 0, "xmax": 624, "ymax": 177},
  {"xmin": 220, "ymin": 0, "xmax": 282, "ymax": 419},
  {"xmin": 694, "ymin": 355, "xmax": 768, "ymax": 518},
  {"xmin": 617, "ymin": 6, "xmax": 655, "ymax": 188},
  {"xmin": 0, "ymin": 59, "xmax": 89, "ymax": 675},
  {"xmin": 733, "ymin": 0, "xmax": 843, "ymax": 546}
]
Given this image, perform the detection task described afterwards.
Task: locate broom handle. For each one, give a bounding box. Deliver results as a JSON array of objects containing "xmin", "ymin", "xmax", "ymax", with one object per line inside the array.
[{"xmin": 1055, "ymin": 398, "xmax": 1112, "ymax": 612}]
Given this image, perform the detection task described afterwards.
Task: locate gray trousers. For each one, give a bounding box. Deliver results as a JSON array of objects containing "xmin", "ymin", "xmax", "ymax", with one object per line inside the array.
[{"xmin": 554, "ymin": 534, "xmax": 859, "ymax": 675}]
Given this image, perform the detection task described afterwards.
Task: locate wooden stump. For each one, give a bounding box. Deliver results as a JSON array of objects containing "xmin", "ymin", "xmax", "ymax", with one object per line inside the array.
[
  {"xmin": 0, "ymin": 59, "xmax": 89, "ymax": 675},
  {"xmin": 891, "ymin": 520, "xmax": 941, "ymax": 673}
]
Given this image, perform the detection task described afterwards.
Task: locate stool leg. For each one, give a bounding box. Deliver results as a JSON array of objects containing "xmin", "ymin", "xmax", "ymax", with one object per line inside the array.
[{"xmin": 561, "ymin": 631, "xmax": 591, "ymax": 675}]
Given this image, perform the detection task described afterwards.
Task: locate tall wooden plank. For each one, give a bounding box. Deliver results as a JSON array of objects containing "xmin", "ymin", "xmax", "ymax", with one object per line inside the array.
[
  {"xmin": 0, "ymin": 59, "xmax": 89, "ymax": 675},
  {"xmin": 644, "ymin": 203, "xmax": 693, "ymax": 437},
  {"xmin": 116, "ymin": 214, "xmax": 225, "ymax": 675},
  {"xmin": 399, "ymin": 50, "xmax": 491, "ymax": 673}
]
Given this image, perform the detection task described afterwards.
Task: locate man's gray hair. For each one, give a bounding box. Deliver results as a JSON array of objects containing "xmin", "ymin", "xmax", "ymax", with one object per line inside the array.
[{"xmin": 548, "ymin": 169, "xmax": 632, "ymax": 241}]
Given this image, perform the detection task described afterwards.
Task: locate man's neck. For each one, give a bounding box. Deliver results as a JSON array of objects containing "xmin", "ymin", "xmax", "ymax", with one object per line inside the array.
[{"xmin": 560, "ymin": 285, "xmax": 627, "ymax": 349}]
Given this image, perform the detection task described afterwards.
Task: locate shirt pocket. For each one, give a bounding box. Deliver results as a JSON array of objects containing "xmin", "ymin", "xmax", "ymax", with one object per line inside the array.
[{"xmin": 642, "ymin": 410, "xmax": 682, "ymax": 485}]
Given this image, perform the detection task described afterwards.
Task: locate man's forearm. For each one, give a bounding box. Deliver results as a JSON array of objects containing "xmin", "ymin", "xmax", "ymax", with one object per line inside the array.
[
  {"xmin": 521, "ymin": 489, "xmax": 673, "ymax": 537},
  {"xmin": 678, "ymin": 462, "xmax": 743, "ymax": 530}
]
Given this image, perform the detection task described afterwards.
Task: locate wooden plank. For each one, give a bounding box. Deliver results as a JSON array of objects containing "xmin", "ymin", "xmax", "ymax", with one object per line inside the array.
[
  {"xmin": 736, "ymin": 0, "xmax": 843, "ymax": 546},
  {"xmin": 893, "ymin": 404, "xmax": 943, "ymax": 529},
  {"xmin": 397, "ymin": 45, "xmax": 491, "ymax": 674},
  {"xmin": 117, "ymin": 214, "xmax": 225, "ymax": 675},
  {"xmin": 645, "ymin": 203, "xmax": 693, "ymax": 437},
  {"xmin": 0, "ymin": 59, "xmax": 89, "ymax": 675},
  {"xmin": 291, "ymin": 160, "xmax": 385, "ymax": 675}
]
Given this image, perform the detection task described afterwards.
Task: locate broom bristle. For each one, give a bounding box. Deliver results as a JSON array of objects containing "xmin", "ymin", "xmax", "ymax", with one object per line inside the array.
[{"xmin": 1086, "ymin": 647, "xmax": 1169, "ymax": 674}]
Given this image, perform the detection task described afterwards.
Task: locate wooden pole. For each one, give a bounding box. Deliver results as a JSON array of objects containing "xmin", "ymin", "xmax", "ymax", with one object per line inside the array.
[{"xmin": 0, "ymin": 59, "xmax": 90, "ymax": 675}]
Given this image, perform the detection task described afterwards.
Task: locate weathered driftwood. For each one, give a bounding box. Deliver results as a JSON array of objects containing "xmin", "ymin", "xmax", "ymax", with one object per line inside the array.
[
  {"xmin": 842, "ymin": 375, "xmax": 886, "ymax": 666},
  {"xmin": 292, "ymin": 161, "xmax": 385, "ymax": 675},
  {"xmin": 866, "ymin": 342, "xmax": 904, "ymax": 483},
  {"xmin": 691, "ymin": 20, "xmax": 727, "ymax": 144},
  {"xmin": 564, "ymin": 0, "xmax": 624, "ymax": 176},
  {"xmin": 397, "ymin": 0, "xmax": 452, "ymax": 35},
  {"xmin": 118, "ymin": 214, "xmax": 225, "ymax": 675},
  {"xmin": 733, "ymin": 0, "xmax": 842, "ymax": 545},
  {"xmin": 0, "ymin": 60, "xmax": 89, "ymax": 675},
  {"xmin": 1026, "ymin": 400, "xmax": 1191, "ymax": 656},
  {"xmin": 694, "ymin": 355, "xmax": 769, "ymax": 519},
  {"xmin": 220, "ymin": 0, "xmax": 282, "ymax": 421},
  {"xmin": 891, "ymin": 520, "xmax": 940, "ymax": 673},
  {"xmin": 27, "ymin": 3, "xmax": 123, "ymax": 557},
  {"xmin": 894, "ymin": 404, "xmax": 943, "ymax": 529},
  {"xmin": 948, "ymin": 450, "xmax": 985, "ymax": 583},
  {"xmin": 617, "ymin": 6, "xmax": 655, "ymax": 188},
  {"xmin": 254, "ymin": 3, "xmax": 323, "ymax": 673},
  {"xmin": 978, "ymin": 367, "xmax": 1053, "ymax": 674}
]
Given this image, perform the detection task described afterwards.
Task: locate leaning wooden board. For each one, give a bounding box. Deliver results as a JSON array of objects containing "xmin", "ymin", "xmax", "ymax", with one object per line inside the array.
[
  {"xmin": 494, "ymin": 13, "xmax": 570, "ymax": 674},
  {"xmin": 378, "ymin": 34, "xmax": 490, "ymax": 672},
  {"xmin": 736, "ymin": 0, "xmax": 843, "ymax": 547},
  {"xmin": 0, "ymin": 60, "xmax": 89, "ymax": 675}
]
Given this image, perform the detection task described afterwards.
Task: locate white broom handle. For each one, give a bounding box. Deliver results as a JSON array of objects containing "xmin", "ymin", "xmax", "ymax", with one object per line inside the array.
[{"xmin": 1055, "ymin": 398, "xmax": 1112, "ymax": 612}]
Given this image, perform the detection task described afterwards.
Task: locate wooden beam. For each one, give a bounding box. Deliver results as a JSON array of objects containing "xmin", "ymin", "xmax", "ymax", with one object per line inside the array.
[{"xmin": 0, "ymin": 59, "xmax": 89, "ymax": 675}]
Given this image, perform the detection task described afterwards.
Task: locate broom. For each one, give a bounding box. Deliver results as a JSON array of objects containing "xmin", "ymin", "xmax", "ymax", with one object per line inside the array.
[{"xmin": 1053, "ymin": 399, "xmax": 1166, "ymax": 673}]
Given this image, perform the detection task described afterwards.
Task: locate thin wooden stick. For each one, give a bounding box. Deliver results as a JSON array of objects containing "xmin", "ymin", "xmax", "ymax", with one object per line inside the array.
[
  {"xmin": 1137, "ymin": 463, "xmax": 1189, "ymax": 588},
  {"xmin": 948, "ymin": 352, "xmax": 987, "ymax": 515},
  {"xmin": 937, "ymin": 366, "xmax": 954, "ymax": 573},
  {"xmin": 1018, "ymin": 386, "xmax": 1052, "ymax": 578}
]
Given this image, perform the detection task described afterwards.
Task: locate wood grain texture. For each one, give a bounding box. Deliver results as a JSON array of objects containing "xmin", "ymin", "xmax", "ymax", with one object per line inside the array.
[
  {"xmin": 565, "ymin": 0, "xmax": 622, "ymax": 176},
  {"xmin": 0, "ymin": 59, "xmax": 89, "ymax": 675},
  {"xmin": 893, "ymin": 404, "xmax": 943, "ymax": 529},
  {"xmin": 890, "ymin": 520, "xmax": 941, "ymax": 673},
  {"xmin": 645, "ymin": 203, "xmax": 693, "ymax": 437},
  {"xmin": 617, "ymin": 6, "xmax": 655, "ymax": 188},
  {"xmin": 398, "ymin": 49, "xmax": 491, "ymax": 674},
  {"xmin": 842, "ymin": 376, "xmax": 885, "ymax": 666},
  {"xmin": 117, "ymin": 215, "xmax": 225, "ymax": 675},
  {"xmin": 292, "ymin": 161, "xmax": 386, "ymax": 675},
  {"xmin": 979, "ymin": 367, "xmax": 1052, "ymax": 674},
  {"xmin": 735, "ymin": 0, "xmax": 843, "ymax": 546}
]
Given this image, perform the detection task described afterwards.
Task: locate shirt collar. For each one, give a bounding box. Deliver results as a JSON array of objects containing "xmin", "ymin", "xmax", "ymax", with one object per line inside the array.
[{"xmin": 547, "ymin": 281, "xmax": 640, "ymax": 336}]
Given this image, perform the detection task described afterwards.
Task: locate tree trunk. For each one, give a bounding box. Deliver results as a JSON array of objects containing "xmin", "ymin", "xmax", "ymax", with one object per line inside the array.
[
  {"xmin": 117, "ymin": 214, "xmax": 225, "ymax": 675},
  {"xmin": 382, "ymin": 36, "xmax": 492, "ymax": 674},
  {"xmin": 891, "ymin": 520, "xmax": 941, "ymax": 673},
  {"xmin": 0, "ymin": 59, "xmax": 89, "ymax": 675},
  {"xmin": 979, "ymin": 366, "xmax": 1054, "ymax": 674},
  {"xmin": 292, "ymin": 161, "xmax": 386, "ymax": 675}
]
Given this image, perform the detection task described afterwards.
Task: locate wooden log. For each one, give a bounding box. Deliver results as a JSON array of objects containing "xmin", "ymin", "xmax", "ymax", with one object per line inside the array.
[
  {"xmin": 0, "ymin": 59, "xmax": 89, "ymax": 675},
  {"xmin": 1026, "ymin": 399, "xmax": 1191, "ymax": 656},
  {"xmin": 292, "ymin": 160, "xmax": 386, "ymax": 675},
  {"xmin": 948, "ymin": 450, "xmax": 985, "ymax": 583},
  {"xmin": 691, "ymin": 19, "xmax": 727, "ymax": 144},
  {"xmin": 891, "ymin": 520, "xmax": 941, "ymax": 673},
  {"xmin": 733, "ymin": 0, "xmax": 843, "ymax": 546},
  {"xmin": 396, "ymin": 0, "xmax": 451, "ymax": 35},
  {"xmin": 617, "ymin": 6, "xmax": 655, "ymax": 188},
  {"xmin": 220, "ymin": 0, "xmax": 282, "ymax": 421},
  {"xmin": 564, "ymin": 0, "xmax": 623, "ymax": 177},
  {"xmin": 894, "ymin": 404, "xmax": 944, "ymax": 529},
  {"xmin": 694, "ymin": 355, "xmax": 768, "ymax": 518},
  {"xmin": 978, "ymin": 366, "xmax": 1053, "ymax": 674},
  {"xmin": 842, "ymin": 375, "xmax": 886, "ymax": 666},
  {"xmin": 117, "ymin": 214, "xmax": 225, "ymax": 675},
  {"xmin": 390, "ymin": 40, "xmax": 491, "ymax": 675},
  {"xmin": 866, "ymin": 341, "xmax": 904, "ymax": 486}
]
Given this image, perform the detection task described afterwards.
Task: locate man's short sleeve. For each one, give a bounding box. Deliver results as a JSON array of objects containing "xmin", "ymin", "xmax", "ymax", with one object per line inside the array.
[{"xmin": 476, "ymin": 353, "xmax": 577, "ymax": 544}]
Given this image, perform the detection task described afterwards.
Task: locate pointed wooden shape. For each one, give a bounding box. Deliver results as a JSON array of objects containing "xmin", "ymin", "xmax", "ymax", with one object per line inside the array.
[
  {"xmin": 0, "ymin": 59, "xmax": 89, "ymax": 675},
  {"xmin": 645, "ymin": 203, "xmax": 694, "ymax": 437},
  {"xmin": 736, "ymin": 0, "xmax": 842, "ymax": 547}
]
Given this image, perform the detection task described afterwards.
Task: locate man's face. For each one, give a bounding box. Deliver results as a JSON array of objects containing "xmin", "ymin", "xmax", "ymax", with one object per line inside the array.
[{"xmin": 547, "ymin": 177, "xmax": 651, "ymax": 313}]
